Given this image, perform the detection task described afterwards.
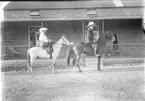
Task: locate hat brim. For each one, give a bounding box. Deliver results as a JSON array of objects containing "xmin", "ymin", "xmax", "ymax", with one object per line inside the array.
[
  {"xmin": 87, "ymin": 23, "xmax": 95, "ymax": 27},
  {"xmin": 39, "ymin": 29, "xmax": 47, "ymax": 32},
  {"xmin": 87, "ymin": 24, "xmax": 95, "ymax": 28}
]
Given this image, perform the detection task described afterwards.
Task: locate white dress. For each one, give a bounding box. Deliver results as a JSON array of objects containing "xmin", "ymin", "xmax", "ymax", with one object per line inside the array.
[{"xmin": 39, "ymin": 33, "xmax": 48, "ymax": 42}]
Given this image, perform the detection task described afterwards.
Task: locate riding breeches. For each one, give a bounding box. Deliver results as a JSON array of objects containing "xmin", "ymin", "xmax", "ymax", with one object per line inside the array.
[{"xmin": 40, "ymin": 41, "xmax": 53, "ymax": 58}]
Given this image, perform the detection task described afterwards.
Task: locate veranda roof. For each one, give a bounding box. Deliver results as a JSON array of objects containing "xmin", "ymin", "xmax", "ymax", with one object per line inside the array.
[{"xmin": 4, "ymin": 0, "xmax": 144, "ymax": 10}]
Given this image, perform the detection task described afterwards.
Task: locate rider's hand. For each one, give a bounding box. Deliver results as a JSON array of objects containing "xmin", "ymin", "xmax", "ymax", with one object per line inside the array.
[{"xmin": 70, "ymin": 42, "xmax": 74, "ymax": 45}]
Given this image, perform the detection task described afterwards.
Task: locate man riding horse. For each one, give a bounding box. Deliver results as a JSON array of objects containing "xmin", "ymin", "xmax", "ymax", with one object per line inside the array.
[
  {"xmin": 39, "ymin": 27, "xmax": 53, "ymax": 59},
  {"xmin": 86, "ymin": 21, "xmax": 100, "ymax": 56}
]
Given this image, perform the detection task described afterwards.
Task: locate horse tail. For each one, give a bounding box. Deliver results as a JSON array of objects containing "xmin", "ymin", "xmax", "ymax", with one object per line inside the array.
[{"xmin": 66, "ymin": 45, "xmax": 74, "ymax": 66}]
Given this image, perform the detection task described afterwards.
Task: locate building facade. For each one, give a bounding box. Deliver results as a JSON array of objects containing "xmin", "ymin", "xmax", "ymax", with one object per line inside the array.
[{"xmin": 1, "ymin": 1, "xmax": 145, "ymax": 59}]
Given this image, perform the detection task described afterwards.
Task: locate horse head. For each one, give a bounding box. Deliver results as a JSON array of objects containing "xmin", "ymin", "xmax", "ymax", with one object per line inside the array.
[
  {"xmin": 60, "ymin": 35, "xmax": 71, "ymax": 46},
  {"xmin": 105, "ymin": 31, "xmax": 116, "ymax": 42}
]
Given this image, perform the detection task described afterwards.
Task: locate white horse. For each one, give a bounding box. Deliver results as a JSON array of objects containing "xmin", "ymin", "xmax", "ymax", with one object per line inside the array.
[{"xmin": 27, "ymin": 36, "xmax": 71, "ymax": 75}]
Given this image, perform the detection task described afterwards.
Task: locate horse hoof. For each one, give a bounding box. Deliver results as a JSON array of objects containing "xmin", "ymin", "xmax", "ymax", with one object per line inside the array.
[
  {"xmin": 73, "ymin": 71, "xmax": 76, "ymax": 73},
  {"xmin": 31, "ymin": 73, "xmax": 34, "ymax": 75},
  {"xmin": 97, "ymin": 69, "xmax": 101, "ymax": 71},
  {"xmin": 28, "ymin": 72, "xmax": 34, "ymax": 75},
  {"xmin": 79, "ymin": 70, "xmax": 82, "ymax": 73},
  {"xmin": 52, "ymin": 71, "xmax": 56, "ymax": 73}
]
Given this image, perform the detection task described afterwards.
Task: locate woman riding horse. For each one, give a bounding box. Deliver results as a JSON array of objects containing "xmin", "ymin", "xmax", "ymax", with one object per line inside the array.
[
  {"xmin": 27, "ymin": 36, "xmax": 71, "ymax": 75},
  {"xmin": 39, "ymin": 27, "xmax": 53, "ymax": 58}
]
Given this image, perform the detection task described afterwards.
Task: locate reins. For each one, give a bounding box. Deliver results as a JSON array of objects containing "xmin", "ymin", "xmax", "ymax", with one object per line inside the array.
[
  {"xmin": 98, "ymin": 32, "xmax": 106, "ymax": 40},
  {"xmin": 52, "ymin": 38, "xmax": 71, "ymax": 48}
]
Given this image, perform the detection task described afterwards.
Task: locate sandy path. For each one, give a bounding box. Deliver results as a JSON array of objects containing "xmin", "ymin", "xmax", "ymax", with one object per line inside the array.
[{"xmin": 2, "ymin": 67, "xmax": 145, "ymax": 101}]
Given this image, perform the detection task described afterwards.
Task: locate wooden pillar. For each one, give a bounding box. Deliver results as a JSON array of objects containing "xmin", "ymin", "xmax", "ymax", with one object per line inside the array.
[
  {"xmin": 82, "ymin": 20, "xmax": 85, "ymax": 41},
  {"xmin": 41, "ymin": 21, "xmax": 43, "ymax": 27},
  {"xmin": 28, "ymin": 26, "xmax": 30, "ymax": 48},
  {"xmin": 102, "ymin": 20, "xmax": 104, "ymax": 33}
]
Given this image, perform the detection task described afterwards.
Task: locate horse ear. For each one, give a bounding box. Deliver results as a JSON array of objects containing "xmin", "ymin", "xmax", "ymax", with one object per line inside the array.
[
  {"xmin": 105, "ymin": 30, "xmax": 110, "ymax": 36},
  {"xmin": 143, "ymin": 29, "xmax": 145, "ymax": 34},
  {"xmin": 61, "ymin": 34, "xmax": 66, "ymax": 38},
  {"xmin": 106, "ymin": 30, "xmax": 111, "ymax": 34},
  {"xmin": 60, "ymin": 35, "xmax": 65, "ymax": 38}
]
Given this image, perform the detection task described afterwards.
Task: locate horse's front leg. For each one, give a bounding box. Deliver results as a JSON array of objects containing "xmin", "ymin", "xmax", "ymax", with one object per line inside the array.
[
  {"xmin": 82, "ymin": 54, "xmax": 86, "ymax": 67},
  {"xmin": 72, "ymin": 57, "xmax": 76, "ymax": 73},
  {"xmin": 28, "ymin": 58, "xmax": 34, "ymax": 75},
  {"xmin": 97, "ymin": 55, "xmax": 102, "ymax": 71},
  {"xmin": 51, "ymin": 58, "xmax": 56, "ymax": 73},
  {"xmin": 76, "ymin": 55, "xmax": 82, "ymax": 73}
]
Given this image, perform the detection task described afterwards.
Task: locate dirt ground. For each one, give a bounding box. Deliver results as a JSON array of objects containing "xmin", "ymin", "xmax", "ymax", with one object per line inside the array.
[{"xmin": 2, "ymin": 66, "xmax": 145, "ymax": 101}]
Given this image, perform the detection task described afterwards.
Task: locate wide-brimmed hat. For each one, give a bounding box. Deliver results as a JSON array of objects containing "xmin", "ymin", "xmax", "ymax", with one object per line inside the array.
[
  {"xmin": 87, "ymin": 21, "xmax": 95, "ymax": 27},
  {"xmin": 39, "ymin": 27, "xmax": 48, "ymax": 32}
]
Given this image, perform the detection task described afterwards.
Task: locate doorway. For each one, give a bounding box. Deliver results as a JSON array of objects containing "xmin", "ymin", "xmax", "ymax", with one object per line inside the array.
[{"xmin": 29, "ymin": 26, "xmax": 41, "ymax": 47}]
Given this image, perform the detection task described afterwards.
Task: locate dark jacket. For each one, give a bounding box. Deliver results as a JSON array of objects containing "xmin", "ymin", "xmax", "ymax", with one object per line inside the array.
[{"xmin": 86, "ymin": 27, "xmax": 96, "ymax": 43}]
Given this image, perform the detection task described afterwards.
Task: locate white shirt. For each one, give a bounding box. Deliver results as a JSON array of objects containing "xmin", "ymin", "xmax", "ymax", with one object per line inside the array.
[{"xmin": 39, "ymin": 33, "xmax": 48, "ymax": 42}]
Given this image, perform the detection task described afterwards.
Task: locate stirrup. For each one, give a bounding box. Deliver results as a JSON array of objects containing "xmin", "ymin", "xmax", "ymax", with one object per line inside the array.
[{"xmin": 50, "ymin": 53, "xmax": 52, "ymax": 59}]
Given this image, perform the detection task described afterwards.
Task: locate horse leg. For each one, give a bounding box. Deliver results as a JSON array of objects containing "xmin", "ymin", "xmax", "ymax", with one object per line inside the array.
[
  {"xmin": 72, "ymin": 57, "xmax": 76, "ymax": 73},
  {"xmin": 27, "ymin": 59, "xmax": 33, "ymax": 75},
  {"xmin": 76, "ymin": 55, "xmax": 82, "ymax": 73},
  {"xmin": 73, "ymin": 66, "xmax": 76, "ymax": 73},
  {"xmin": 82, "ymin": 54, "xmax": 86, "ymax": 67},
  {"xmin": 51, "ymin": 58, "xmax": 56, "ymax": 73},
  {"xmin": 27, "ymin": 49, "xmax": 31, "ymax": 74},
  {"xmin": 97, "ymin": 55, "xmax": 102, "ymax": 71},
  {"xmin": 27, "ymin": 61, "xmax": 31, "ymax": 74},
  {"xmin": 29, "ymin": 58, "xmax": 34, "ymax": 75}
]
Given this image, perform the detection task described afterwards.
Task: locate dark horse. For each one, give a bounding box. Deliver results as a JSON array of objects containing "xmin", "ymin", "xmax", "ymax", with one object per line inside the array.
[{"xmin": 66, "ymin": 31, "xmax": 115, "ymax": 72}]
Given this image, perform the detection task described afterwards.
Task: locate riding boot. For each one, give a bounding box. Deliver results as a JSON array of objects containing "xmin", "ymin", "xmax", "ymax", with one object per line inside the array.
[
  {"xmin": 94, "ymin": 46, "xmax": 100, "ymax": 57},
  {"xmin": 50, "ymin": 53, "xmax": 52, "ymax": 59},
  {"xmin": 49, "ymin": 45, "xmax": 53, "ymax": 59},
  {"xmin": 95, "ymin": 39, "xmax": 100, "ymax": 56}
]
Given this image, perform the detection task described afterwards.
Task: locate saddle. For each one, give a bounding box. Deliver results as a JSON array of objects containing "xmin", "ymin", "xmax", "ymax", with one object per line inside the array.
[
  {"xmin": 82, "ymin": 39, "xmax": 100, "ymax": 56},
  {"xmin": 42, "ymin": 41, "xmax": 55, "ymax": 59},
  {"xmin": 81, "ymin": 41, "xmax": 95, "ymax": 49},
  {"xmin": 83, "ymin": 38, "xmax": 99, "ymax": 48}
]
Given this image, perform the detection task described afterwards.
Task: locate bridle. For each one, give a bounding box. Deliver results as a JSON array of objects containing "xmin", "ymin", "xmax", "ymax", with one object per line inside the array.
[
  {"xmin": 53, "ymin": 36, "xmax": 71, "ymax": 48},
  {"xmin": 99, "ymin": 31, "xmax": 115, "ymax": 41},
  {"xmin": 61, "ymin": 36, "xmax": 71, "ymax": 46}
]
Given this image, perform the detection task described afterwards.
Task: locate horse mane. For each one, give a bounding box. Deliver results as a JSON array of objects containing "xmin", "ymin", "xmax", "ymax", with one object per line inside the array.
[
  {"xmin": 99, "ymin": 31, "xmax": 108, "ymax": 39},
  {"xmin": 113, "ymin": 34, "xmax": 118, "ymax": 44},
  {"xmin": 143, "ymin": 29, "xmax": 145, "ymax": 34},
  {"xmin": 99, "ymin": 31, "xmax": 115, "ymax": 40},
  {"xmin": 52, "ymin": 37, "xmax": 62, "ymax": 44}
]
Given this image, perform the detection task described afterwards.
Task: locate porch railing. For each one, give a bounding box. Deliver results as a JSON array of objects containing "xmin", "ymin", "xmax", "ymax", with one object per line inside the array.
[{"xmin": 1, "ymin": 44, "xmax": 145, "ymax": 60}]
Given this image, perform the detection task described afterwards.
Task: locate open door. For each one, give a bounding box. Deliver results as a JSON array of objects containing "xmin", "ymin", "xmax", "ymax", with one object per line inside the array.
[{"xmin": 29, "ymin": 26, "xmax": 41, "ymax": 47}]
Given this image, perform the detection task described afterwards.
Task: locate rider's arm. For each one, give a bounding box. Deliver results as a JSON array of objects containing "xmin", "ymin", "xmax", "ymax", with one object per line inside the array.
[{"xmin": 39, "ymin": 34, "xmax": 48, "ymax": 42}]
